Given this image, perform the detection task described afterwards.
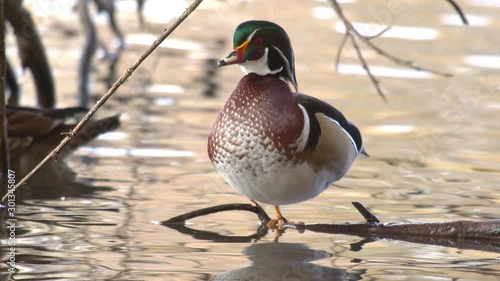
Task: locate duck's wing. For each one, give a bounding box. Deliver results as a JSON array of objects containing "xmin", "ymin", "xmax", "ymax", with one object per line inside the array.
[{"xmin": 295, "ymin": 94, "xmax": 363, "ymax": 154}]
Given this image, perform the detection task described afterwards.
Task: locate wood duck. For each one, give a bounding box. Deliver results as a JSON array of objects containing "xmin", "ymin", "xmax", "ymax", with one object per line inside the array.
[{"xmin": 208, "ymin": 20, "xmax": 365, "ymax": 228}]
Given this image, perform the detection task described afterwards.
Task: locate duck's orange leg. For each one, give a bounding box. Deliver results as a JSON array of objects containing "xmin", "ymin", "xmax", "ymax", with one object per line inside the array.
[{"xmin": 267, "ymin": 206, "xmax": 289, "ymax": 229}]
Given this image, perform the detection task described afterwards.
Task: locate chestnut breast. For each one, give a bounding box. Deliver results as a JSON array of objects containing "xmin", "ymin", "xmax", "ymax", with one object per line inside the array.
[{"xmin": 208, "ymin": 73, "xmax": 305, "ymax": 165}]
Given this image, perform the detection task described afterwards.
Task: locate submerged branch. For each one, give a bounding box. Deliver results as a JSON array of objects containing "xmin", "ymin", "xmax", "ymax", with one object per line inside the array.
[
  {"xmin": 303, "ymin": 217, "xmax": 500, "ymax": 240},
  {"xmin": 163, "ymin": 202, "xmax": 500, "ymax": 252},
  {"xmin": 0, "ymin": 0, "xmax": 205, "ymax": 203},
  {"xmin": 163, "ymin": 203, "xmax": 271, "ymax": 225}
]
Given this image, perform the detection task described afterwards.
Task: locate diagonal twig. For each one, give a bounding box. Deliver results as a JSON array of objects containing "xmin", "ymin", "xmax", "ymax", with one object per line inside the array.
[
  {"xmin": 1, "ymin": 0, "xmax": 204, "ymax": 202},
  {"xmin": 365, "ymin": 26, "xmax": 391, "ymax": 40},
  {"xmin": 348, "ymin": 32, "xmax": 387, "ymax": 102},
  {"xmin": 445, "ymin": 0, "xmax": 469, "ymax": 25},
  {"xmin": 334, "ymin": 32, "xmax": 348, "ymax": 72}
]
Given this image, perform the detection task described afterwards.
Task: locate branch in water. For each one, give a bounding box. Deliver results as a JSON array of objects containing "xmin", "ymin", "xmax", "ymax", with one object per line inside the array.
[
  {"xmin": 163, "ymin": 203, "xmax": 271, "ymax": 225},
  {"xmin": 163, "ymin": 202, "xmax": 500, "ymax": 252}
]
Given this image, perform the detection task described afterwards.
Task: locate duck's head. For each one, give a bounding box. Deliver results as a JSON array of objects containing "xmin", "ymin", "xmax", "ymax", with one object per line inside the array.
[{"xmin": 218, "ymin": 20, "xmax": 298, "ymax": 91}]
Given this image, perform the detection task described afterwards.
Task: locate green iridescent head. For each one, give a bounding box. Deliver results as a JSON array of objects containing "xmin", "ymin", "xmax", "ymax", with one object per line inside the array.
[{"xmin": 218, "ymin": 20, "xmax": 298, "ymax": 91}]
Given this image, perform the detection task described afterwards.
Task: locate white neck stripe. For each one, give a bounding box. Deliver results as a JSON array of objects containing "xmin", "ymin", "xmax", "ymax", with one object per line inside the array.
[
  {"xmin": 246, "ymin": 29, "xmax": 259, "ymax": 42},
  {"xmin": 294, "ymin": 104, "xmax": 310, "ymax": 152},
  {"xmin": 271, "ymin": 45, "xmax": 297, "ymax": 91}
]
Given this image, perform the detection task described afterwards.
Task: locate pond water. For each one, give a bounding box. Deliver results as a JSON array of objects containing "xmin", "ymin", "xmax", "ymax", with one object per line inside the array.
[{"xmin": 2, "ymin": 0, "xmax": 499, "ymax": 280}]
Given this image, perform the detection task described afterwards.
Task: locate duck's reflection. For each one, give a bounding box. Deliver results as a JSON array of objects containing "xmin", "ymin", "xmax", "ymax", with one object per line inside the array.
[{"xmin": 213, "ymin": 243, "xmax": 365, "ymax": 281}]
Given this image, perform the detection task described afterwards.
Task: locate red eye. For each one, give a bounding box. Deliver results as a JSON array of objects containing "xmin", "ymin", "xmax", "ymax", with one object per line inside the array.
[{"xmin": 254, "ymin": 37, "xmax": 264, "ymax": 46}]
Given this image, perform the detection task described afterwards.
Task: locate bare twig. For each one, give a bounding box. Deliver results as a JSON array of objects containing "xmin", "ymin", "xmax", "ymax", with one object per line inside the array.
[
  {"xmin": 331, "ymin": 0, "xmax": 452, "ymax": 76},
  {"xmin": 335, "ymin": 26, "xmax": 391, "ymax": 101},
  {"xmin": 364, "ymin": 26, "xmax": 391, "ymax": 40},
  {"xmin": 334, "ymin": 33, "xmax": 348, "ymax": 72},
  {"xmin": 329, "ymin": 0, "xmax": 467, "ymax": 100},
  {"xmin": 352, "ymin": 202, "xmax": 380, "ymax": 225},
  {"xmin": 1, "ymin": 0, "xmax": 204, "ymax": 202},
  {"xmin": 445, "ymin": 0, "xmax": 469, "ymax": 25},
  {"xmin": 348, "ymin": 33, "xmax": 387, "ymax": 102},
  {"xmin": 355, "ymin": 33, "xmax": 452, "ymax": 77}
]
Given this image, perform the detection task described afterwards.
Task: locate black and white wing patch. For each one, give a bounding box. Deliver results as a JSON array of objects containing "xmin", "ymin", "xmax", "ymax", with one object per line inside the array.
[{"xmin": 295, "ymin": 94, "xmax": 363, "ymax": 154}]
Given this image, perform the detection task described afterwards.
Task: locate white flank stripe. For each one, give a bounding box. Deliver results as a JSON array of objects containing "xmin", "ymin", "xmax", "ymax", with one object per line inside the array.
[{"xmin": 294, "ymin": 104, "xmax": 310, "ymax": 152}]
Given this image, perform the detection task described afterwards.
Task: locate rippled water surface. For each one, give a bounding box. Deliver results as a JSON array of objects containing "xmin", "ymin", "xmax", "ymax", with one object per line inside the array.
[{"xmin": 2, "ymin": 0, "xmax": 499, "ymax": 280}]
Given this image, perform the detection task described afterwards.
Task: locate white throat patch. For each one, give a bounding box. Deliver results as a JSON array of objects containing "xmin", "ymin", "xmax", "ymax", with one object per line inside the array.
[{"xmin": 239, "ymin": 48, "xmax": 283, "ymax": 76}]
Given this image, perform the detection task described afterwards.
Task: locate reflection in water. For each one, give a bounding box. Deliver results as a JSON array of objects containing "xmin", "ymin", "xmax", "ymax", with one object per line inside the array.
[
  {"xmin": 334, "ymin": 22, "xmax": 440, "ymax": 41},
  {"xmin": 367, "ymin": 125, "xmax": 415, "ymax": 135},
  {"xmin": 126, "ymin": 34, "xmax": 203, "ymax": 51},
  {"xmin": 312, "ymin": 6, "xmax": 335, "ymax": 20},
  {"xmin": 163, "ymin": 221, "xmax": 269, "ymax": 243},
  {"xmin": 213, "ymin": 243, "xmax": 364, "ymax": 281},
  {"xmin": 312, "ymin": 1, "xmax": 355, "ymax": 20},
  {"xmin": 441, "ymin": 14, "xmax": 491, "ymax": 26},
  {"xmin": 464, "ymin": 55, "xmax": 500, "ymax": 69},
  {"xmin": 77, "ymin": 0, "xmax": 125, "ymax": 107},
  {"xmin": 116, "ymin": 0, "xmax": 188, "ymax": 24},
  {"xmin": 154, "ymin": 97, "xmax": 176, "ymax": 106},
  {"xmin": 469, "ymin": 0, "xmax": 500, "ymax": 8},
  {"xmin": 96, "ymin": 131, "xmax": 128, "ymax": 141},
  {"xmin": 76, "ymin": 146, "xmax": 195, "ymax": 158},
  {"xmin": 337, "ymin": 64, "xmax": 432, "ymax": 79},
  {"xmin": 147, "ymin": 84, "xmax": 185, "ymax": 94},
  {"xmin": 10, "ymin": 158, "xmax": 113, "ymax": 200}
]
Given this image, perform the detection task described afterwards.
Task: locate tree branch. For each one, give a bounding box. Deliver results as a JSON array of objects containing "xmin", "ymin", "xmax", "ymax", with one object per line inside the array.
[
  {"xmin": 334, "ymin": 33, "xmax": 349, "ymax": 72},
  {"xmin": 445, "ymin": 0, "xmax": 469, "ymax": 25},
  {"xmin": 348, "ymin": 33, "xmax": 387, "ymax": 102},
  {"xmin": 329, "ymin": 0, "xmax": 469, "ymax": 100},
  {"xmin": 0, "ymin": 0, "xmax": 10, "ymax": 184},
  {"xmin": 163, "ymin": 202, "xmax": 500, "ymax": 252},
  {"xmin": 162, "ymin": 203, "xmax": 271, "ymax": 225},
  {"xmin": 1, "ymin": 0, "xmax": 204, "ymax": 203}
]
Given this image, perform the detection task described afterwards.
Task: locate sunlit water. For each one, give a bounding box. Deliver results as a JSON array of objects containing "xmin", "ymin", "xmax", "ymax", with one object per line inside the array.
[{"xmin": 2, "ymin": 0, "xmax": 499, "ymax": 280}]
